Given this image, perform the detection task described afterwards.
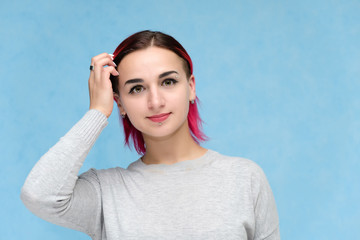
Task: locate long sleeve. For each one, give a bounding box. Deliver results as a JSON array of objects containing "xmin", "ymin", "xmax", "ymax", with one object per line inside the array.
[
  {"xmin": 20, "ymin": 109, "xmax": 108, "ymax": 238},
  {"xmin": 251, "ymin": 164, "xmax": 280, "ymax": 240}
]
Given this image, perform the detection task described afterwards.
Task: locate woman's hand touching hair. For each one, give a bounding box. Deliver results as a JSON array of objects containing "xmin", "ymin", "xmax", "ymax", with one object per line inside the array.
[{"xmin": 88, "ymin": 53, "xmax": 119, "ymax": 118}]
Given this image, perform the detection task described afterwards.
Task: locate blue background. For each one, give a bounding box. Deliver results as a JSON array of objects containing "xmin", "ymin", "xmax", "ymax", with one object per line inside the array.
[{"xmin": 1, "ymin": 0, "xmax": 359, "ymax": 239}]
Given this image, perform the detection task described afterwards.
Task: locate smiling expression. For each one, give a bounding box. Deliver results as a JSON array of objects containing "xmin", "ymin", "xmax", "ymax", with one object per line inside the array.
[{"xmin": 114, "ymin": 46, "xmax": 196, "ymax": 140}]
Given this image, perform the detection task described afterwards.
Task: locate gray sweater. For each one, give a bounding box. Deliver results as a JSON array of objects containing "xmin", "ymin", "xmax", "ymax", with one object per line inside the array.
[{"xmin": 21, "ymin": 110, "xmax": 280, "ymax": 240}]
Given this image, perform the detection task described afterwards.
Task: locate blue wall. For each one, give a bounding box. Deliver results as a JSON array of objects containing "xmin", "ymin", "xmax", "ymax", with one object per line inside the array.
[{"xmin": 1, "ymin": 0, "xmax": 359, "ymax": 239}]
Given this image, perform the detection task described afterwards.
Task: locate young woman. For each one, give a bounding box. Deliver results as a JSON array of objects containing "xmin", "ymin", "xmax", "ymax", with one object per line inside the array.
[{"xmin": 21, "ymin": 30, "xmax": 280, "ymax": 240}]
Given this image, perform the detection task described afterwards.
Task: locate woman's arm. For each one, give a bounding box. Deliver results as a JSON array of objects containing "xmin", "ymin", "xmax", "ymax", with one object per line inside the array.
[
  {"xmin": 20, "ymin": 109, "xmax": 108, "ymax": 237},
  {"xmin": 21, "ymin": 53, "xmax": 119, "ymax": 238},
  {"xmin": 252, "ymin": 164, "xmax": 280, "ymax": 240}
]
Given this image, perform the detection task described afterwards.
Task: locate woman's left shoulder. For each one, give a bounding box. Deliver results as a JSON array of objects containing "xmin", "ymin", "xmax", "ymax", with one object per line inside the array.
[{"xmin": 208, "ymin": 149, "xmax": 266, "ymax": 176}]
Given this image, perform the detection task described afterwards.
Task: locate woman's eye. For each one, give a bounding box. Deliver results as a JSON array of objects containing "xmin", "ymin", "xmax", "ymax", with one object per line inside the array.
[
  {"xmin": 162, "ymin": 79, "xmax": 178, "ymax": 86},
  {"xmin": 129, "ymin": 85, "xmax": 144, "ymax": 94}
]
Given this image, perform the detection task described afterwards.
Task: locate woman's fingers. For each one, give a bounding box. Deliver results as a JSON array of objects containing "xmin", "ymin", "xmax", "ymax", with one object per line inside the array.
[
  {"xmin": 91, "ymin": 52, "xmax": 113, "ymax": 64},
  {"xmin": 91, "ymin": 53, "xmax": 117, "ymax": 82},
  {"xmin": 88, "ymin": 53, "xmax": 118, "ymax": 118},
  {"xmin": 109, "ymin": 66, "xmax": 120, "ymax": 76}
]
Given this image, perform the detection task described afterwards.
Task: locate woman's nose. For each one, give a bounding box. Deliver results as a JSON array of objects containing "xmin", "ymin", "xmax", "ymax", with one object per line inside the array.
[{"xmin": 147, "ymin": 87, "xmax": 165, "ymax": 109}]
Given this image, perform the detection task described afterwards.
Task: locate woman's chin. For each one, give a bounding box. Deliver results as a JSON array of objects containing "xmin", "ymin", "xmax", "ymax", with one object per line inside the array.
[{"xmin": 142, "ymin": 128, "xmax": 176, "ymax": 141}]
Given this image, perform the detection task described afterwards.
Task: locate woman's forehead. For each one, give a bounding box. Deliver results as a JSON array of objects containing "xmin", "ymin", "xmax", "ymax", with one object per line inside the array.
[{"xmin": 118, "ymin": 47, "xmax": 186, "ymax": 79}]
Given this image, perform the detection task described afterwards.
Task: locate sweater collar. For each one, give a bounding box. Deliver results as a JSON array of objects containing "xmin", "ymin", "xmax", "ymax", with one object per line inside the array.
[{"xmin": 128, "ymin": 149, "xmax": 216, "ymax": 173}]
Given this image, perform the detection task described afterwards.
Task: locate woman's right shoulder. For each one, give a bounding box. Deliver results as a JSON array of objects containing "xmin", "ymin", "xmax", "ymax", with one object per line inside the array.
[{"xmin": 79, "ymin": 166, "xmax": 132, "ymax": 185}]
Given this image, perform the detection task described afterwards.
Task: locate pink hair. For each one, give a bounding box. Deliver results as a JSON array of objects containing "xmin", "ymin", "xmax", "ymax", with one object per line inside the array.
[{"xmin": 110, "ymin": 31, "xmax": 207, "ymax": 155}]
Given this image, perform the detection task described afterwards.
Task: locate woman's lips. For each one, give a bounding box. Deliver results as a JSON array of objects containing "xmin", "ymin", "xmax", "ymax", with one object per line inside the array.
[{"xmin": 147, "ymin": 113, "xmax": 171, "ymax": 122}]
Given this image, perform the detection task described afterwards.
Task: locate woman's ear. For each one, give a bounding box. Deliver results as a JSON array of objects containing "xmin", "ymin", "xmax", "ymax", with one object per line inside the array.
[
  {"xmin": 113, "ymin": 92, "xmax": 126, "ymax": 115},
  {"xmin": 188, "ymin": 75, "xmax": 196, "ymax": 101},
  {"xmin": 113, "ymin": 92, "xmax": 121, "ymax": 107}
]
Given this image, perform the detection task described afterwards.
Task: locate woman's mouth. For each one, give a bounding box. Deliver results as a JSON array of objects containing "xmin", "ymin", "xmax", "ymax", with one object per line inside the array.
[{"xmin": 147, "ymin": 113, "xmax": 171, "ymax": 123}]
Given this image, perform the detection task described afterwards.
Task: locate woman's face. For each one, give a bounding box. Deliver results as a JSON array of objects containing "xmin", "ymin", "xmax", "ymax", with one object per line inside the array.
[{"xmin": 115, "ymin": 46, "xmax": 196, "ymax": 140}]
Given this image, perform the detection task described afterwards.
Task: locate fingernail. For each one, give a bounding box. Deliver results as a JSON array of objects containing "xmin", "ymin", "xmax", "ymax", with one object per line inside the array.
[{"xmin": 113, "ymin": 61, "xmax": 117, "ymax": 67}]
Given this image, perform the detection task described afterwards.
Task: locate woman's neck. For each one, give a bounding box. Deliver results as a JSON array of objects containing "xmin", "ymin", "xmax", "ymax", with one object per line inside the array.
[{"xmin": 141, "ymin": 121, "xmax": 207, "ymax": 165}]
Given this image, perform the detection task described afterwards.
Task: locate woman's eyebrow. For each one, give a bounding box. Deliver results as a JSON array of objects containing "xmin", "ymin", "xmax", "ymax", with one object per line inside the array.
[
  {"xmin": 124, "ymin": 78, "xmax": 144, "ymax": 86},
  {"xmin": 124, "ymin": 71, "xmax": 178, "ymax": 86},
  {"xmin": 159, "ymin": 71, "xmax": 178, "ymax": 78}
]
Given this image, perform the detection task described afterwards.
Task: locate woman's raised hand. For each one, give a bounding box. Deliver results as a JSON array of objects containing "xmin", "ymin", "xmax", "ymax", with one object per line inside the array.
[{"xmin": 88, "ymin": 53, "xmax": 119, "ymax": 118}]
